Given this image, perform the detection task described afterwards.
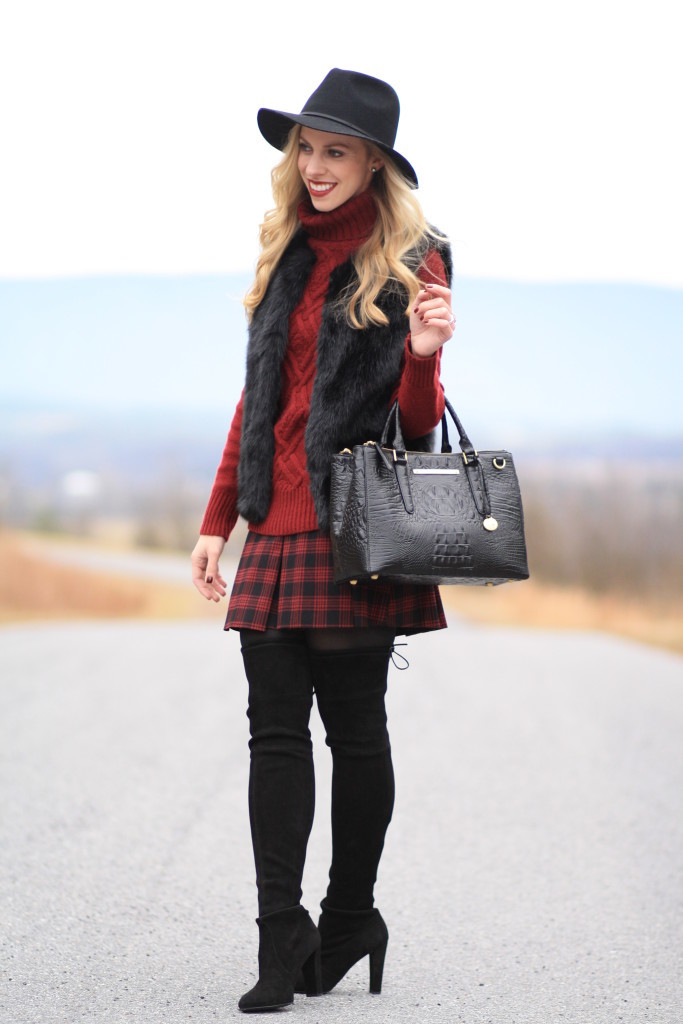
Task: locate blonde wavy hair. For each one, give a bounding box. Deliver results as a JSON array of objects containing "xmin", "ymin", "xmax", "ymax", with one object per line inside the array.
[{"xmin": 244, "ymin": 125, "xmax": 447, "ymax": 329}]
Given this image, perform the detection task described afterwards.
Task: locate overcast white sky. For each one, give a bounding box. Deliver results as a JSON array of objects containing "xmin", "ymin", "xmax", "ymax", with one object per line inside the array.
[{"xmin": 1, "ymin": 0, "xmax": 681, "ymax": 286}]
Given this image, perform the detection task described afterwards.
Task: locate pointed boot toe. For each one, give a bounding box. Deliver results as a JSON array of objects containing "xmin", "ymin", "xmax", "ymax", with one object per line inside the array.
[{"xmin": 238, "ymin": 905, "xmax": 322, "ymax": 1012}]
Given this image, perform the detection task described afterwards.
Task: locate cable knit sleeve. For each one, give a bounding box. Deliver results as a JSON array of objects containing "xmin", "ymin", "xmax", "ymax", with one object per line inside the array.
[
  {"xmin": 391, "ymin": 248, "xmax": 448, "ymax": 439},
  {"xmin": 199, "ymin": 391, "xmax": 244, "ymax": 539}
]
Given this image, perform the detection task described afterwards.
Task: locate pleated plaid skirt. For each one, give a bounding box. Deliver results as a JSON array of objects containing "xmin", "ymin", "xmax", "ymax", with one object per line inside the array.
[{"xmin": 225, "ymin": 530, "xmax": 447, "ymax": 635}]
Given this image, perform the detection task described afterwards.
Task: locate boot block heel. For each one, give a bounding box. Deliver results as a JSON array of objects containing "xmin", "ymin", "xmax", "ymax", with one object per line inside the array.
[
  {"xmin": 301, "ymin": 946, "xmax": 323, "ymax": 997},
  {"xmin": 369, "ymin": 937, "xmax": 388, "ymax": 994},
  {"xmin": 314, "ymin": 902, "xmax": 389, "ymax": 994}
]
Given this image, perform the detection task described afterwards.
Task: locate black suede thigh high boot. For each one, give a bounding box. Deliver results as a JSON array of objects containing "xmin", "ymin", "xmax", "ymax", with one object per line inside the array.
[
  {"xmin": 307, "ymin": 644, "xmax": 394, "ymax": 994},
  {"xmin": 238, "ymin": 631, "xmax": 322, "ymax": 1011}
]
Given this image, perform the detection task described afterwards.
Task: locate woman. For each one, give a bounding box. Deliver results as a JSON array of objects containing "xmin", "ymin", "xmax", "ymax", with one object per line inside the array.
[{"xmin": 191, "ymin": 68, "xmax": 455, "ymax": 1013}]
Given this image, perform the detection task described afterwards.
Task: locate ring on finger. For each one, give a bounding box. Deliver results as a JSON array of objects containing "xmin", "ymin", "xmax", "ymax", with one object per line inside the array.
[{"xmin": 447, "ymin": 314, "xmax": 455, "ymax": 327}]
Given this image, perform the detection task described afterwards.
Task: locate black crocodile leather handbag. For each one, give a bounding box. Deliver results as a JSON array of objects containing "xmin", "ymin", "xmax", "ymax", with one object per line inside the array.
[{"xmin": 329, "ymin": 398, "xmax": 529, "ymax": 586}]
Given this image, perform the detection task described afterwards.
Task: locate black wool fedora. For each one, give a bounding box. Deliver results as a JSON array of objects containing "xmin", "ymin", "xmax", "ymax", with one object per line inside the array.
[{"xmin": 257, "ymin": 68, "xmax": 418, "ymax": 188}]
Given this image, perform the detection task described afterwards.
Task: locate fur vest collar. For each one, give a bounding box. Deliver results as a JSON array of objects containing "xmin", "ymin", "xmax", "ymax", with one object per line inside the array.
[{"xmin": 237, "ymin": 229, "xmax": 452, "ymax": 531}]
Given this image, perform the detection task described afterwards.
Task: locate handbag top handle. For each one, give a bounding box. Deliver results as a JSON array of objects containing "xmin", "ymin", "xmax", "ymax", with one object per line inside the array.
[{"xmin": 381, "ymin": 397, "xmax": 477, "ymax": 462}]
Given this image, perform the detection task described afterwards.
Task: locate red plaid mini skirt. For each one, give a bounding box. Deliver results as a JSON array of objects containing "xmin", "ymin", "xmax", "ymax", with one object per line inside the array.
[{"xmin": 225, "ymin": 530, "xmax": 447, "ymax": 635}]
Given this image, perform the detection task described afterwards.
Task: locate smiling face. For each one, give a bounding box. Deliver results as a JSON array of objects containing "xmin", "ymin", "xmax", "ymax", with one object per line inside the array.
[{"xmin": 297, "ymin": 127, "xmax": 383, "ymax": 211}]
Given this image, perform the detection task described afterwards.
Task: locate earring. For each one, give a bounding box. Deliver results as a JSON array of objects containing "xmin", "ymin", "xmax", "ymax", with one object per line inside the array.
[{"xmin": 371, "ymin": 167, "xmax": 377, "ymax": 174}]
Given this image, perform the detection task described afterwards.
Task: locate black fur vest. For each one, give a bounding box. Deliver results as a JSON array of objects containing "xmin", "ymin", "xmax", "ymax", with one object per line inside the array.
[{"xmin": 237, "ymin": 229, "xmax": 453, "ymax": 532}]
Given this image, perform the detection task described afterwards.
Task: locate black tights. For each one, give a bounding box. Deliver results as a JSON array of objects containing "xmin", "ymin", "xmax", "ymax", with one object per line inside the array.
[
  {"xmin": 240, "ymin": 628, "xmax": 396, "ymax": 915},
  {"xmin": 240, "ymin": 626, "xmax": 396, "ymax": 652}
]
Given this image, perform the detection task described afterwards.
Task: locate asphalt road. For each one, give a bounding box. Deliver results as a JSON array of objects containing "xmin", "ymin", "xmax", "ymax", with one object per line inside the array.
[{"xmin": 1, "ymin": 617, "xmax": 682, "ymax": 1023}]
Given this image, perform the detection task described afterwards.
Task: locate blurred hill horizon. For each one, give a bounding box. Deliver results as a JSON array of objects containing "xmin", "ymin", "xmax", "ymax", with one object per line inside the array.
[
  {"xmin": 2, "ymin": 274, "xmax": 682, "ymax": 439},
  {"xmin": 2, "ymin": 274, "xmax": 681, "ymax": 553}
]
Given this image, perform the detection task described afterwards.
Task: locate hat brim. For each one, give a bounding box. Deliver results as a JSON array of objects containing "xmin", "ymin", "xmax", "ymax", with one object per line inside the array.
[{"xmin": 257, "ymin": 107, "xmax": 418, "ymax": 188}]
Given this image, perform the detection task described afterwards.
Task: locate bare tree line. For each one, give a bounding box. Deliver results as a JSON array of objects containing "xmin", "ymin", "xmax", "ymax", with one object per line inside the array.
[
  {"xmin": 520, "ymin": 461, "xmax": 682, "ymax": 601},
  {"xmin": 1, "ymin": 459, "xmax": 681, "ymax": 603}
]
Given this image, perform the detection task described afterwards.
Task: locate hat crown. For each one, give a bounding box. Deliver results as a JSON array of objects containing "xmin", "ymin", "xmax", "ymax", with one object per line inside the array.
[
  {"xmin": 301, "ymin": 69, "xmax": 400, "ymax": 148},
  {"xmin": 256, "ymin": 68, "xmax": 418, "ymax": 186}
]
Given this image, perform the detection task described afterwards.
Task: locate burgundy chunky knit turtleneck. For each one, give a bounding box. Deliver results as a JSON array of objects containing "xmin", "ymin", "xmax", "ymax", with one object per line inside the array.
[{"xmin": 200, "ymin": 189, "xmax": 447, "ymax": 539}]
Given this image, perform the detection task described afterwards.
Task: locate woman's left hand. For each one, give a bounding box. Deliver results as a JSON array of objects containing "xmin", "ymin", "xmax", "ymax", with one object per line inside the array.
[{"xmin": 409, "ymin": 283, "xmax": 455, "ymax": 358}]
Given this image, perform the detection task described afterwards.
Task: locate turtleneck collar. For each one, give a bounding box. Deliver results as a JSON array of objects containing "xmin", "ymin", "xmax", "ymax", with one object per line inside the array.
[{"xmin": 297, "ymin": 188, "xmax": 378, "ymax": 244}]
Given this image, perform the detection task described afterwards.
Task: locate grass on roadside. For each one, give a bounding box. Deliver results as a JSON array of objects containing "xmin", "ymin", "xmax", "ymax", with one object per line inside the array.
[
  {"xmin": 0, "ymin": 530, "xmax": 216, "ymax": 624},
  {"xmin": 1, "ymin": 530, "xmax": 681, "ymax": 656},
  {"xmin": 440, "ymin": 580, "xmax": 683, "ymax": 655}
]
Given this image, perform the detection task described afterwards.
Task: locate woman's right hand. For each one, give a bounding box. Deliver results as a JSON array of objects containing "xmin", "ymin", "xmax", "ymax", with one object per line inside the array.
[{"xmin": 191, "ymin": 534, "xmax": 227, "ymax": 601}]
